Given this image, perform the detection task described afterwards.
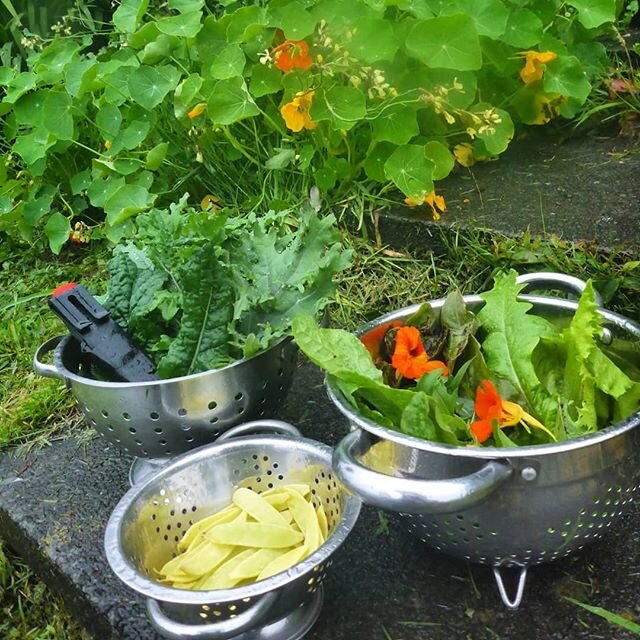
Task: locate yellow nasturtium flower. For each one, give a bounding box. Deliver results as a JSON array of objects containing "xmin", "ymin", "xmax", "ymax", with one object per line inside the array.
[
  {"xmin": 404, "ymin": 191, "xmax": 446, "ymax": 220},
  {"xmin": 519, "ymin": 51, "xmax": 557, "ymax": 84},
  {"xmin": 280, "ymin": 91, "xmax": 317, "ymax": 132},
  {"xmin": 453, "ymin": 142, "xmax": 475, "ymax": 167},
  {"xmin": 187, "ymin": 102, "xmax": 207, "ymax": 120}
]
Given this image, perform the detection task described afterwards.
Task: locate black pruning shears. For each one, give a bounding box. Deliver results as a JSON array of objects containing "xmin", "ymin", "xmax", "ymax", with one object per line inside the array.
[{"xmin": 48, "ymin": 282, "xmax": 159, "ymax": 382}]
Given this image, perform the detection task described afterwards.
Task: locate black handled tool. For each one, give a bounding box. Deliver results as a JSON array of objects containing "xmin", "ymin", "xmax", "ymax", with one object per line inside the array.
[{"xmin": 49, "ymin": 282, "xmax": 159, "ymax": 382}]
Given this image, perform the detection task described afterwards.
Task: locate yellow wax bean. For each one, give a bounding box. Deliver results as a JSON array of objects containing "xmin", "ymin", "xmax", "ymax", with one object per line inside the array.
[
  {"xmin": 177, "ymin": 540, "xmax": 236, "ymax": 578},
  {"xmin": 229, "ymin": 547, "xmax": 291, "ymax": 580},
  {"xmin": 285, "ymin": 489, "xmax": 321, "ymax": 551},
  {"xmin": 207, "ymin": 522, "xmax": 303, "ymax": 548},
  {"xmin": 262, "ymin": 484, "xmax": 310, "ymax": 498},
  {"xmin": 195, "ymin": 548, "xmax": 256, "ymax": 590},
  {"xmin": 232, "ymin": 488, "xmax": 289, "ymax": 526},
  {"xmin": 177, "ymin": 505, "xmax": 241, "ymax": 552},
  {"xmin": 257, "ymin": 545, "xmax": 308, "ymax": 581},
  {"xmin": 316, "ymin": 503, "xmax": 329, "ymax": 541}
]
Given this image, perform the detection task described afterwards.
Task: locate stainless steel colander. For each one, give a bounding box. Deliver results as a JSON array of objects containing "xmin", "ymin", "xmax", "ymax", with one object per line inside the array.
[
  {"xmin": 33, "ymin": 335, "xmax": 298, "ymax": 461},
  {"xmin": 104, "ymin": 420, "xmax": 361, "ymax": 640},
  {"xmin": 328, "ymin": 272, "xmax": 640, "ymax": 608}
]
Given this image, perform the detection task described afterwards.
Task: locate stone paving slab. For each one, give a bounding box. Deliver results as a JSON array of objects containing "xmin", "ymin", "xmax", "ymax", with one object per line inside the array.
[
  {"xmin": 1, "ymin": 359, "xmax": 640, "ymax": 640},
  {"xmin": 374, "ymin": 130, "xmax": 640, "ymax": 253}
]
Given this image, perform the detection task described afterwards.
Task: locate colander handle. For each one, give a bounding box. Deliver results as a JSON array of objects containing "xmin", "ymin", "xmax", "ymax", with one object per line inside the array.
[
  {"xmin": 515, "ymin": 272, "xmax": 603, "ymax": 306},
  {"xmin": 216, "ymin": 420, "xmax": 301, "ymax": 442},
  {"xmin": 146, "ymin": 592, "xmax": 278, "ymax": 640},
  {"xmin": 33, "ymin": 336, "xmax": 64, "ymax": 379},
  {"xmin": 333, "ymin": 429, "xmax": 512, "ymax": 514}
]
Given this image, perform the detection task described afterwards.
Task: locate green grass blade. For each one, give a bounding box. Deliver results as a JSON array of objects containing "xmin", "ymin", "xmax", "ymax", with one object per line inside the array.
[
  {"xmin": 565, "ymin": 597, "xmax": 640, "ymax": 634},
  {"xmin": 0, "ymin": 0, "xmax": 18, "ymax": 20}
]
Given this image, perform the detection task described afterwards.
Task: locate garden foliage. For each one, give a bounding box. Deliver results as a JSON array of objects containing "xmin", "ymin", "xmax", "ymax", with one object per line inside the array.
[{"xmin": 0, "ymin": 0, "xmax": 621, "ymax": 250}]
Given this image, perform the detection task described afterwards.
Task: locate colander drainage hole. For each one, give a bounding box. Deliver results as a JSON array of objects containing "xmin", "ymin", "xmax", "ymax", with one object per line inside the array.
[
  {"xmin": 150, "ymin": 412, "xmax": 159, "ymax": 420},
  {"xmin": 209, "ymin": 417, "xmax": 219, "ymax": 424},
  {"xmin": 123, "ymin": 412, "xmax": 130, "ymax": 420},
  {"xmin": 101, "ymin": 410, "xmax": 109, "ymax": 418},
  {"xmin": 235, "ymin": 392, "xmax": 243, "ymax": 401},
  {"xmin": 178, "ymin": 408, "xmax": 187, "ymax": 417},
  {"xmin": 129, "ymin": 427, "xmax": 137, "ymax": 434},
  {"xmin": 208, "ymin": 401, "xmax": 217, "ymax": 410},
  {"xmin": 154, "ymin": 427, "xmax": 163, "ymax": 434}
]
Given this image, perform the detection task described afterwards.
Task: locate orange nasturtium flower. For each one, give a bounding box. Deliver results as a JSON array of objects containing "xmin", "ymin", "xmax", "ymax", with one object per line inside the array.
[
  {"xmin": 280, "ymin": 91, "xmax": 317, "ymax": 132},
  {"xmin": 273, "ymin": 40, "xmax": 313, "ymax": 73},
  {"xmin": 404, "ymin": 191, "xmax": 447, "ymax": 220},
  {"xmin": 188, "ymin": 102, "xmax": 207, "ymax": 120},
  {"xmin": 470, "ymin": 380, "xmax": 556, "ymax": 444},
  {"xmin": 360, "ymin": 321, "xmax": 403, "ymax": 358},
  {"xmin": 519, "ymin": 50, "xmax": 557, "ymax": 84},
  {"xmin": 391, "ymin": 326, "xmax": 449, "ymax": 380}
]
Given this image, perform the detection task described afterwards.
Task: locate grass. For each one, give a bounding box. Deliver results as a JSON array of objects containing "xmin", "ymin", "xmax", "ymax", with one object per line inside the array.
[{"xmin": 0, "ymin": 223, "xmax": 639, "ymax": 638}]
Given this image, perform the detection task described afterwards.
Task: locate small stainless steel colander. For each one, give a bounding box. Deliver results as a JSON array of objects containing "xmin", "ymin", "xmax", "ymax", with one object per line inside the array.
[
  {"xmin": 33, "ymin": 335, "xmax": 298, "ymax": 460},
  {"xmin": 104, "ymin": 421, "xmax": 361, "ymax": 640},
  {"xmin": 328, "ymin": 272, "xmax": 640, "ymax": 608}
]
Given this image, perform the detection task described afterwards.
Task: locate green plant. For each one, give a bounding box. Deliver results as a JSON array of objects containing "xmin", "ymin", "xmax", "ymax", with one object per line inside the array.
[{"xmin": 0, "ymin": 0, "xmax": 623, "ymax": 251}]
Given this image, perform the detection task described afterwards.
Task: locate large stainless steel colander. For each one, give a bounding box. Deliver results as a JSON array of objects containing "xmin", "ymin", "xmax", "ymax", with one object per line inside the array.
[
  {"xmin": 327, "ymin": 272, "xmax": 640, "ymax": 608},
  {"xmin": 104, "ymin": 421, "xmax": 361, "ymax": 640},
  {"xmin": 33, "ymin": 334, "xmax": 298, "ymax": 461}
]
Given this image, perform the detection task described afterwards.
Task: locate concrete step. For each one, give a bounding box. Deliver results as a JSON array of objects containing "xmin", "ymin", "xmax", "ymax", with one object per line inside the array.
[{"xmin": 1, "ymin": 360, "xmax": 640, "ymax": 640}]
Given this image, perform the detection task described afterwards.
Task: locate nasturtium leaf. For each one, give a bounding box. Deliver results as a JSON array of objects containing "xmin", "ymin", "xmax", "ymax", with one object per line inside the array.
[
  {"xmin": 174, "ymin": 73, "xmax": 203, "ymax": 118},
  {"xmin": 440, "ymin": 0, "xmax": 508, "ymax": 39},
  {"xmin": 206, "ymin": 77, "xmax": 260, "ymax": 125},
  {"xmin": 269, "ymin": 2, "xmax": 316, "ymax": 40},
  {"xmin": 0, "ymin": 68, "xmax": 14, "ymax": 85},
  {"xmin": 543, "ymin": 56, "xmax": 591, "ymax": 103},
  {"xmin": 348, "ymin": 17, "xmax": 399, "ymax": 63},
  {"xmin": 571, "ymin": 41, "xmax": 608, "ymax": 78},
  {"xmin": 424, "ymin": 140, "xmax": 454, "ymax": 180},
  {"xmin": 364, "ymin": 142, "xmax": 395, "ymax": 183},
  {"xmin": 113, "ymin": 0, "xmax": 150, "ymax": 33},
  {"xmin": 103, "ymin": 66, "xmax": 136, "ymax": 105},
  {"xmin": 567, "ymin": 0, "xmax": 616, "ymax": 29},
  {"xmin": 406, "ymin": 15, "xmax": 482, "ymax": 71},
  {"xmin": 156, "ymin": 11, "xmax": 203, "ymax": 38},
  {"xmin": 196, "ymin": 16, "xmax": 228, "ymax": 63},
  {"xmin": 3, "ymin": 72, "xmax": 37, "ymax": 104},
  {"xmin": 23, "ymin": 185, "xmax": 56, "ymax": 227},
  {"xmin": 384, "ymin": 144, "xmax": 435, "ymax": 199},
  {"xmin": 499, "ymin": 9, "xmax": 543, "ymax": 48},
  {"xmin": 265, "ymin": 148, "xmax": 296, "ymax": 170},
  {"xmin": 88, "ymin": 176, "xmax": 125, "ymax": 208},
  {"xmin": 209, "ymin": 44, "xmax": 246, "ymax": 80},
  {"xmin": 310, "ymin": 86, "xmax": 366, "ymax": 131},
  {"xmin": 140, "ymin": 34, "xmax": 177, "ymax": 64},
  {"xmin": 128, "ymin": 65, "xmax": 182, "ymax": 110},
  {"xmin": 127, "ymin": 22, "xmax": 161, "ymax": 49},
  {"xmin": 44, "ymin": 212, "xmax": 71, "ymax": 254},
  {"xmin": 104, "ymin": 183, "xmax": 156, "ymax": 227},
  {"xmin": 71, "ymin": 169, "xmax": 91, "ymax": 195},
  {"xmin": 371, "ymin": 106, "xmax": 418, "ymax": 145},
  {"xmin": 119, "ymin": 119, "xmax": 152, "ymax": 150},
  {"xmin": 250, "ymin": 63, "xmax": 282, "ymax": 97},
  {"xmin": 43, "ymin": 91, "xmax": 74, "ymax": 140},
  {"xmin": 315, "ymin": 165, "xmax": 337, "ymax": 191},
  {"xmin": 34, "ymin": 38, "xmax": 80, "ymax": 84},
  {"xmin": 12, "ymin": 129, "xmax": 54, "ymax": 167},
  {"xmin": 168, "ymin": 0, "xmax": 204, "ymax": 12},
  {"xmin": 145, "ymin": 142, "xmax": 169, "ymax": 170},
  {"xmin": 392, "ymin": 0, "xmax": 434, "ymax": 18},
  {"xmin": 226, "ymin": 6, "xmax": 268, "ymax": 43},
  {"xmin": 14, "ymin": 90, "xmax": 45, "ymax": 126},
  {"xmin": 65, "ymin": 59, "xmax": 97, "ymax": 98},
  {"xmin": 96, "ymin": 103, "xmax": 123, "ymax": 139},
  {"xmin": 475, "ymin": 107, "xmax": 513, "ymax": 155}
]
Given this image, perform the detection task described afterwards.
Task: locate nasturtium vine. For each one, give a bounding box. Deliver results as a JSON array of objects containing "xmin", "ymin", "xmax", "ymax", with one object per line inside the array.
[{"xmin": 0, "ymin": 0, "xmax": 620, "ymax": 250}]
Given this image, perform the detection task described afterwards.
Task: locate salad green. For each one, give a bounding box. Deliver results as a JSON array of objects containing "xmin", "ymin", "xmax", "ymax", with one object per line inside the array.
[
  {"xmin": 104, "ymin": 196, "xmax": 351, "ymax": 378},
  {"xmin": 293, "ymin": 271, "xmax": 640, "ymax": 447}
]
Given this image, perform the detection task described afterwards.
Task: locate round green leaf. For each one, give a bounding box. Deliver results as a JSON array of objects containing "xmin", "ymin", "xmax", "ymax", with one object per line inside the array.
[
  {"xmin": 371, "ymin": 106, "xmax": 419, "ymax": 145},
  {"xmin": 196, "ymin": 16, "xmax": 228, "ymax": 62},
  {"xmin": 23, "ymin": 185, "xmax": 56, "ymax": 226},
  {"xmin": 174, "ymin": 73, "xmax": 204, "ymax": 118},
  {"xmin": 347, "ymin": 17, "xmax": 399, "ymax": 63},
  {"xmin": 206, "ymin": 77, "xmax": 260, "ymax": 125},
  {"xmin": 250, "ymin": 63, "xmax": 282, "ymax": 98},
  {"xmin": 406, "ymin": 15, "xmax": 482, "ymax": 71},
  {"xmin": 3, "ymin": 72, "xmax": 37, "ymax": 104},
  {"xmin": 140, "ymin": 34, "xmax": 178, "ymax": 64},
  {"xmin": 210, "ymin": 44, "xmax": 246, "ymax": 80},
  {"xmin": 169, "ymin": 0, "xmax": 204, "ymax": 12},
  {"xmin": 543, "ymin": 56, "xmax": 592, "ymax": 103},
  {"xmin": 424, "ymin": 140, "xmax": 454, "ymax": 180},
  {"xmin": 310, "ymin": 86, "xmax": 367, "ymax": 131},
  {"xmin": 440, "ymin": 0, "xmax": 508, "ymax": 39},
  {"xmin": 65, "ymin": 59, "xmax": 97, "ymax": 98},
  {"xmin": 43, "ymin": 91, "xmax": 74, "ymax": 140},
  {"xmin": 226, "ymin": 6, "xmax": 268, "ymax": 43},
  {"xmin": 157, "ymin": 11, "xmax": 203, "ymax": 38},
  {"xmin": 104, "ymin": 183, "xmax": 156, "ymax": 226},
  {"xmin": 44, "ymin": 211, "xmax": 71, "ymax": 254},
  {"xmin": 270, "ymin": 2, "xmax": 316, "ymax": 40},
  {"xmin": 145, "ymin": 142, "xmax": 169, "ymax": 170},
  {"xmin": 128, "ymin": 65, "xmax": 182, "ymax": 110},
  {"xmin": 364, "ymin": 141, "xmax": 395, "ymax": 182},
  {"xmin": 113, "ymin": 0, "xmax": 150, "ymax": 33},
  {"xmin": 12, "ymin": 129, "xmax": 54, "ymax": 167},
  {"xmin": 384, "ymin": 144, "xmax": 435, "ymax": 199},
  {"xmin": 567, "ymin": 0, "xmax": 616, "ymax": 29},
  {"xmin": 500, "ymin": 9, "xmax": 543, "ymax": 48},
  {"xmin": 96, "ymin": 103, "xmax": 123, "ymax": 139},
  {"xmin": 475, "ymin": 106, "xmax": 513, "ymax": 155}
]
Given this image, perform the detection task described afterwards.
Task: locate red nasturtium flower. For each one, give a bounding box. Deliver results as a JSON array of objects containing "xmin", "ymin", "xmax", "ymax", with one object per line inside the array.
[
  {"xmin": 273, "ymin": 40, "xmax": 313, "ymax": 72},
  {"xmin": 391, "ymin": 326, "xmax": 449, "ymax": 380},
  {"xmin": 470, "ymin": 379, "xmax": 554, "ymax": 444}
]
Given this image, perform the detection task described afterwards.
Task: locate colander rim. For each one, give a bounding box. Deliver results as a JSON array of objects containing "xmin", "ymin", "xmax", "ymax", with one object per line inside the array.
[
  {"xmin": 326, "ymin": 292, "xmax": 640, "ymax": 459},
  {"xmin": 104, "ymin": 434, "xmax": 362, "ymax": 604},
  {"xmin": 53, "ymin": 334, "xmax": 294, "ymax": 388}
]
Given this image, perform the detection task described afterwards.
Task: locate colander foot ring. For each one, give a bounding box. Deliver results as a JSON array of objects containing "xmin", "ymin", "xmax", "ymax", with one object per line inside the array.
[
  {"xmin": 129, "ymin": 457, "xmax": 171, "ymax": 486},
  {"xmin": 492, "ymin": 566, "xmax": 527, "ymax": 610}
]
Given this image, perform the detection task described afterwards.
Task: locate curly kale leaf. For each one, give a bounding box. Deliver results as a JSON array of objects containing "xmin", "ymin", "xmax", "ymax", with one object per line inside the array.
[{"xmin": 156, "ymin": 246, "xmax": 234, "ymax": 378}]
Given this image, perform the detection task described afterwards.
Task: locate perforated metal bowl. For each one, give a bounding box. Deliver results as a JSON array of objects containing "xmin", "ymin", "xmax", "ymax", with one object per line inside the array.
[
  {"xmin": 104, "ymin": 421, "xmax": 361, "ymax": 640},
  {"xmin": 33, "ymin": 334, "xmax": 298, "ymax": 459},
  {"xmin": 328, "ymin": 273, "xmax": 640, "ymax": 608}
]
